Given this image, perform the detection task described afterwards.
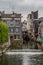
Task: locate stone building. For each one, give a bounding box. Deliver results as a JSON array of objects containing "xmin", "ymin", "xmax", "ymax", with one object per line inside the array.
[
  {"xmin": 27, "ymin": 11, "xmax": 38, "ymax": 37},
  {"xmin": 38, "ymin": 17, "xmax": 43, "ymax": 41},
  {"xmin": 38, "ymin": 22, "xmax": 43, "ymax": 41},
  {"xmin": 27, "ymin": 14, "xmax": 33, "ymax": 34},
  {"xmin": 22, "ymin": 20, "xmax": 27, "ymax": 31},
  {"xmin": 0, "ymin": 11, "xmax": 22, "ymax": 40},
  {"xmin": 22, "ymin": 20, "xmax": 28, "ymax": 38},
  {"xmin": 39, "ymin": 17, "xmax": 43, "ymax": 24},
  {"xmin": 31, "ymin": 11, "xmax": 38, "ymax": 38}
]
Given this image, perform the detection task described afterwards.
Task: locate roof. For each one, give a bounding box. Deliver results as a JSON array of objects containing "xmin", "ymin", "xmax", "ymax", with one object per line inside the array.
[
  {"xmin": 39, "ymin": 17, "xmax": 43, "ymax": 21},
  {"xmin": 0, "ymin": 13, "xmax": 21, "ymax": 18}
]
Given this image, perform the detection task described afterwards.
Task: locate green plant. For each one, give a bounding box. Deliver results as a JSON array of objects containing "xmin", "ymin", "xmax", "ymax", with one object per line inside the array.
[{"xmin": 0, "ymin": 21, "xmax": 9, "ymax": 44}]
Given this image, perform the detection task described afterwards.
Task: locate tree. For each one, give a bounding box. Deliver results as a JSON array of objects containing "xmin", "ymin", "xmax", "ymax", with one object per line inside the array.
[{"xmin": 0, "ymin": 21, "xmax": 9, "ymax": 44}]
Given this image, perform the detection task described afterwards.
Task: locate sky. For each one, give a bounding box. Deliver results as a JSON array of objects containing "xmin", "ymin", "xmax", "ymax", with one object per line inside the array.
[{"xmin": 0, "ymin": 0, "xmax": 43, "ymax": 21}]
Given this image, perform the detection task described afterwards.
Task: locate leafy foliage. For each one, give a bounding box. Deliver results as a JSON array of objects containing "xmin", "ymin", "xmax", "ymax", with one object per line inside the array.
[{"xmin": 0, "ymin": 21, "xmax": 9, "ymax": 44}]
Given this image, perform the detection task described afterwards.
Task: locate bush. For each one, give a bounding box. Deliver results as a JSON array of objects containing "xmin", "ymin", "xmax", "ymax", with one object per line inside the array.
[{"xmin": 0, "ymin": 21, "xmax": 9, "ymax": 44}]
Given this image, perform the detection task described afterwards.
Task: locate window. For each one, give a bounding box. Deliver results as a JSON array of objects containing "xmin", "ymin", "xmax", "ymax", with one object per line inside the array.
[
  {"xmin": 17, "ymin": 35, "xmax": 20, "ymax": 39},
  {"xmin": 10, "ymin": 21, "xmax": 13, "ymax": 26},
  {"xmin": 10, "ymin": 22, "xmax": 13, "ymax": 24},
  {"xmin": 14, "ymin": 35, "xmax": 16, "ymax": 39},
  {"xmin": 10, "ymin": 28, "xmax": 14, "ymax": 33},
  {"xmin": 9, "ymin": 20, "xmax": 15, "ymax": 26},
  {"xmin": 9, "ymin": 27, "xmax": 14, "ymax": 33},
  {"xmin": 16, "ymin": 21, "xmax": 19, "ymax": 25},
  {"xmin": 15, "ymin": 20, "xmax": 20, "ymax": 25},
  {"xmin": 14, "ymin": 35, "xmax": 20, "ymax": 39},
  {"xmin": 11, "ymin": 29, "xmax": 13, "ymax": 32},
  {"xmin": 10, "ymin": 36, "xmax": 13, "ymax": 38},
  {"xmin": 16, "ymin": 28, "xmax": 19, "ymax": 33}
]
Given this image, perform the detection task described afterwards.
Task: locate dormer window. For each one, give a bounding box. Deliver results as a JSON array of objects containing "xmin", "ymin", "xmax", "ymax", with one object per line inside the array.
[
  {"xmin": 11, "ymin": 13, "xmax": 15, "ymax": 18},
  {"xmin": 11, "ymin": 15, "xmax": 14, "ymax": 17}
]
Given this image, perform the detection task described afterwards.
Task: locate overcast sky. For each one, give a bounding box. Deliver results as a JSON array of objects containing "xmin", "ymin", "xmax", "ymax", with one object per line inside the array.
[{"xmin": 0, "ymin": 0, "xmax": 43, "ymax": 21}]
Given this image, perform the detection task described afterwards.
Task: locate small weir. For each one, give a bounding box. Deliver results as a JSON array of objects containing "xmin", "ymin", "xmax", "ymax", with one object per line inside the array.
[
  {"xmin": 0, "ymin": 49, "xmax": 43, "ymax": 65},
  {"xmin": 5, "ymin": 49, "xmax": 43, "ymax": 55}
]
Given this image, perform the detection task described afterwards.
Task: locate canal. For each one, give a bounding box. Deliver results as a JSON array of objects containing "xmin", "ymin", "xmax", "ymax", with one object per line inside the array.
[{"xmin": 0, "ymin": 50, "xmax": 43, "ymax": 65}]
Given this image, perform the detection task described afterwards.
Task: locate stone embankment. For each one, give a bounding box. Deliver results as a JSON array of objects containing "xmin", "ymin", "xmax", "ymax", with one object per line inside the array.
[{"xmin": 0, "ymin": 42, "xmax": 10, "ymax": 56}]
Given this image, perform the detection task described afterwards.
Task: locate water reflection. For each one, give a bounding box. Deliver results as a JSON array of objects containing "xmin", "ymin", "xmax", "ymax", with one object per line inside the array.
[
  {"xmin": 0, "ymin": 52, "xmax": 43, "ymax": 65},
  {"xmin": 23, "ymin": 55, "xmax": 30, "ymax": 65}
]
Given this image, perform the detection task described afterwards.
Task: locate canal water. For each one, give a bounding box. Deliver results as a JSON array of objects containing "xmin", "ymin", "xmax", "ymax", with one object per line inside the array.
[{"xmin": 0, "ymin": 51, "xmax": 43, "ymax": 65}]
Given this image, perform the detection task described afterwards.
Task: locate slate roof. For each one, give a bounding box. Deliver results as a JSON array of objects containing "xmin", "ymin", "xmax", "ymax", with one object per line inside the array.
[
  {"xmin": 0, "ymin": 12, "xmax": 21, "ymax": 18},
  {"xmin": 39, "ymin": 17, "xmax": 43, "ymax": 21}
]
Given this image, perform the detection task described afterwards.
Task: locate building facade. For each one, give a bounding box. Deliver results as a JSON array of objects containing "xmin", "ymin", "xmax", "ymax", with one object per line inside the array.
[
  {"xmin": 0, "ymin": 11, "xmax": 22, "ymax": 40},
  {"xmin": 27, "ymin": 11, "xmax": 38, "ymax": 37},
  {"xmin": 22, "ymin": 20, "xmax": 27, "ymax": 31},
  {"xmin": 27, "ymin": 14, "xmax": 33, "ymax": 33},
  {"xmin": 38, "ymin": 17, "xmax": 43, "ymax": 41},
  {"xmin": 38, "ymin": 22, "xmax": 43, "ymax": 41},
  {"xmin": 32, "ymin": 11, "xmax": 38, "ymax": 36}
]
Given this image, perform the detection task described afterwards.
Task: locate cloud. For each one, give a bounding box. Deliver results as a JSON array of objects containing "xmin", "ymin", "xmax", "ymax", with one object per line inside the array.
[
  {"xmin": 16, "ymin": 0, "xmax": 35, "ymax": 6},
  {"xmin": 0, "ymin": 0, "xmax": 43, "ymax": 20}
]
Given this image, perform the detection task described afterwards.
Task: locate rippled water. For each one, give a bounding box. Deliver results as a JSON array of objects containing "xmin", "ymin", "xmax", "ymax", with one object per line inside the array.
[{"xmin": 0, "ymin": 51, "xmax": 43, "ymax": 65}]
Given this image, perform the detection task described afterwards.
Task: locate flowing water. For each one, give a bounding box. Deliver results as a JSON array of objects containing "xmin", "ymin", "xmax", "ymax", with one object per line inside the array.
[{"xmin": 0, "ymin": 50, "xmax": 43, "ymax": 65}]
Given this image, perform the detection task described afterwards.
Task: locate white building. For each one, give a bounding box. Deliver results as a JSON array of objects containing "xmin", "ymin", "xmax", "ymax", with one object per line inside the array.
[
  {"xmin": 0, "ymin": 11, "xmax": 22, "ymax": 40},
  {"xmin": 27, "ymin": 14, "xmax": 33, "ymax": 33},
  {"xmin": 22, "ymin": 20, "xmax": 27, "ymax": 31}
]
